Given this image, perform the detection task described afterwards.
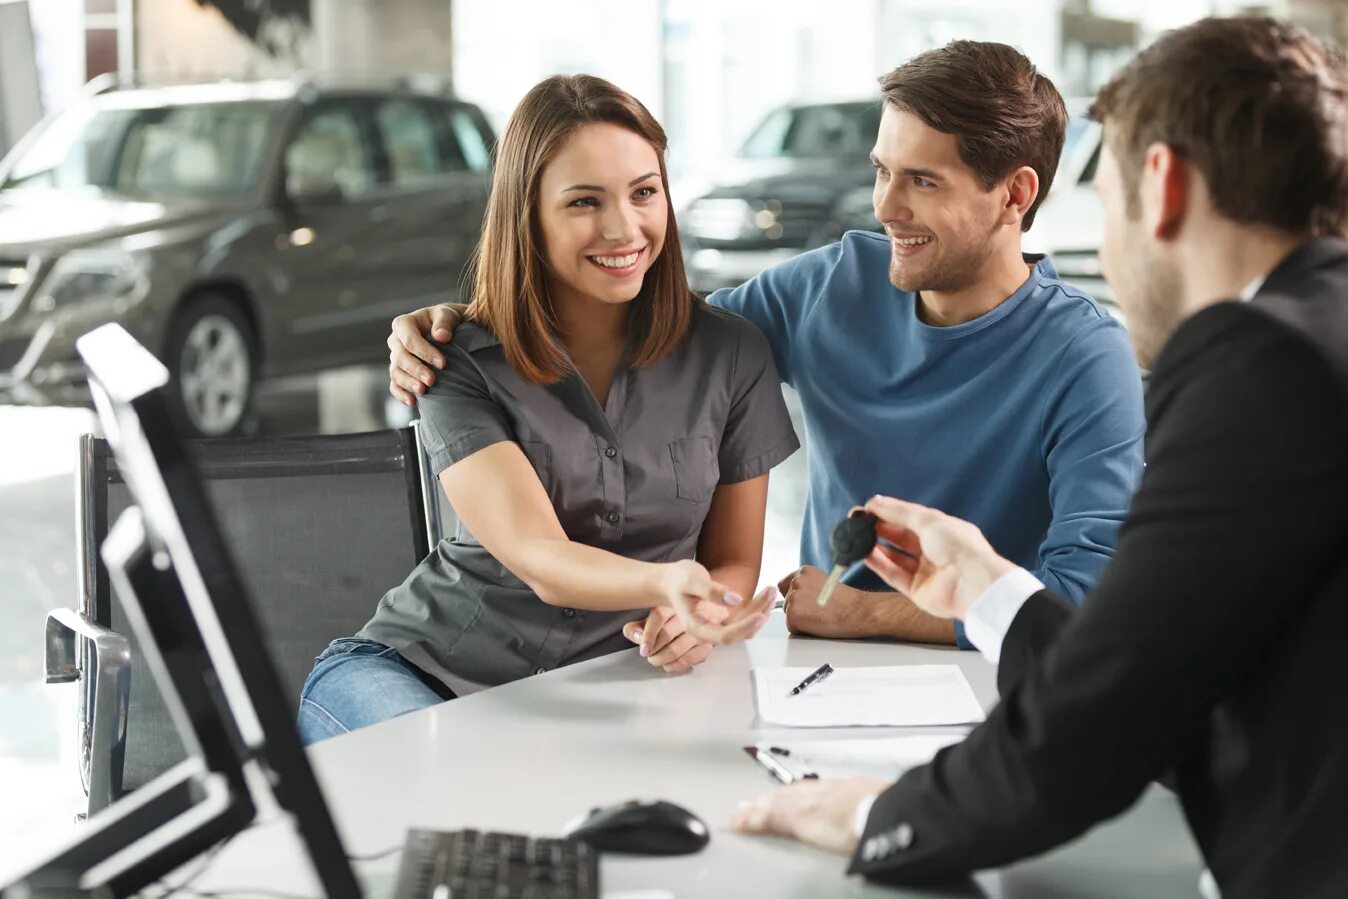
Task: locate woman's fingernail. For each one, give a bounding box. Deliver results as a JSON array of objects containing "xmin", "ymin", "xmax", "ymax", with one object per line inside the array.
[
  {"xmin": 631, "ymin": 628, "xmax": 643, "ymax": 643},
  {"xmin": 725, "ymin": 592, "xmax": 743, "ymax": 606},
  {"xmin": 640, "ymin": 645, "xmax": 650, "ymax": 657}
]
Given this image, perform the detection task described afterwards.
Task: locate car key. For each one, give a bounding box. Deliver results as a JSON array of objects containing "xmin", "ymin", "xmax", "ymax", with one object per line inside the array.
[{"xmin": 816, "ymin": 511, "xmax": 878, "ymax": 606}]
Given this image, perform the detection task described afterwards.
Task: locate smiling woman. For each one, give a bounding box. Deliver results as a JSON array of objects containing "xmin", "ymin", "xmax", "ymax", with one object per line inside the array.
[{"xmin": 296, "ymin": 75, "xmax": 800, "ymax": 744}]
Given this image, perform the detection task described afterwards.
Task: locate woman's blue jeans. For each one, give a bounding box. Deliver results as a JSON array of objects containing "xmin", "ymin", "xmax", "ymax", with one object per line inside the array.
[{"xmin": 297, "ymin": 637, "xmax": 456, "ymax": 745}]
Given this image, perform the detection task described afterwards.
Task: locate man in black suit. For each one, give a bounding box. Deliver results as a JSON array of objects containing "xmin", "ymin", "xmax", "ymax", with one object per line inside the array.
[{"xmin": 732, "ymin": 17, "xmax": 1348, "ymax": 899}]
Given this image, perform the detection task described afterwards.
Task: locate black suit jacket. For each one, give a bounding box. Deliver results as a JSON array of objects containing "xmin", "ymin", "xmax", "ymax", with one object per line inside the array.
[{"xmin": 848, "ymin": 238, "xmax": 1348, "ymax": 899}]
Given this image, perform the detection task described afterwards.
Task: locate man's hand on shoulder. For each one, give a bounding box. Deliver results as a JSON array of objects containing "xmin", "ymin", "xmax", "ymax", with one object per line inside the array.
[{"xmin": 387, "ymin": 302, "xmax": 469, "ymax": 406}]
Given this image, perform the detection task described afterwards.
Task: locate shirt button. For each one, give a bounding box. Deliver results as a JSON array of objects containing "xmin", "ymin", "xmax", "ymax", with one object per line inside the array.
[
  {"xmin": 562, "ymin": 608, "xmax": 575, "ymax": 618},
  {"xmin": 606, "ymin": 511, "xmax": 620, "ymax": 523},
  {"xmin": 604, "ymin": 447, "xmax": 617, "ymax": 459},
  {"xmin": 535, "ymin": 667, "xmax": 547, "ymax": 675}
]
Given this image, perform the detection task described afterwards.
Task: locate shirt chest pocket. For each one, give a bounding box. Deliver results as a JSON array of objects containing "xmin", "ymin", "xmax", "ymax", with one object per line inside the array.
[{"xmin": 669, "ymin": 436, "xmax": 720, "ymax": 504}]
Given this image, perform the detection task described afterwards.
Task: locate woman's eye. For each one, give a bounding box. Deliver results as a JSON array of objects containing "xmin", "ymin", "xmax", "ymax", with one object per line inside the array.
[
  {"xmin": 633, "ymin": 186, "xmax": 657, "ymax": 200},
  {"xmin": 569, "ymin": 197, "xmax": 598, "ymax": 208}
]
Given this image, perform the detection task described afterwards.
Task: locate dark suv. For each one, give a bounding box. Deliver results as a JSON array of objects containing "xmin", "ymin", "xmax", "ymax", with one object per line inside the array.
[
  {"xmin": 0, "ymin": 76, "xmax": 493, "ymax": 436},
  {"xmin": 681, "ymin": 99, "xmax": 883, "ymax": 293}
]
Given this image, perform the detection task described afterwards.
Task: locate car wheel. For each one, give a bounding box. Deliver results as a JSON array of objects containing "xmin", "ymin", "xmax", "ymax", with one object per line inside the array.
[{"xmin": 165, "ymin": 294, "xmax": 257, "ymax": 438}]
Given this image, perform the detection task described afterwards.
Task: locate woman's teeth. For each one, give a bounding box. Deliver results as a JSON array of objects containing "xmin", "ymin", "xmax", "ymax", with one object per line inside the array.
[{"xmin": 591, "ymin": 251, "xmax": 640, "ymax": 268}]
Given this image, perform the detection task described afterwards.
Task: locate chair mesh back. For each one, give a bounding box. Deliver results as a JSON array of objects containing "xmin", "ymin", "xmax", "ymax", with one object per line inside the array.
[{"xmin": 102, "ymin": 431, "xmax": 429, "ymax": 792}]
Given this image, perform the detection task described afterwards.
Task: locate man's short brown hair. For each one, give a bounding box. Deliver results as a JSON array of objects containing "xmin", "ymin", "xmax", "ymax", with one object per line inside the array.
[
  {"xmin": 1091, "ymin": 16, "xmax": 1348, "ymax": 236},
  {"xmin": 879, "ymin": 41, "xmax": 1068, "ymax": 231}
]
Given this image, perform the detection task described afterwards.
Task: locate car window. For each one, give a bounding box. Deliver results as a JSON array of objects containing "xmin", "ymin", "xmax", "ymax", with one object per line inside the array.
[
  {"xmin": 1063, "ymin": 118, "xmax": 1091, "ymax": 164},
  {"xmin": 1078, "ymin": 141, "xmax": 1101, "ymax": 186},
  {"xmin": 447, "ymin": 107, "xmax": 491, "ymax": 173},
  {"xmin": 284, "ymin": 104, "xmax": 376, "ymax": 198},
  {"xmin": 3, "ymin": 100, "xmax": 271, "ymax": 197},
  {"xmin": 375, "ymin": 98, "xmax": 449, "ymax": 185},
  {"xmin": 740, "ymin": 108, "xmax": 793, "ymax": 159},
  {"xmin": 741, "ymin": 103, "xmax": 881, "ymax": 159}
]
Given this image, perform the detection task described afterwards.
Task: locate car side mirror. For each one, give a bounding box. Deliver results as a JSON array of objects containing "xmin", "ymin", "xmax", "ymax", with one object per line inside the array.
[{"xmin": 285, "ymin": 169, "xmax": 345, "ymax": 206}]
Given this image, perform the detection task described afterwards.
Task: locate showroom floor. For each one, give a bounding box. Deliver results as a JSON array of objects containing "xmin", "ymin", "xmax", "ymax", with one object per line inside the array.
[{"xmin": 0, "ymin": 376, "xmax": 809, "ymax": 878}]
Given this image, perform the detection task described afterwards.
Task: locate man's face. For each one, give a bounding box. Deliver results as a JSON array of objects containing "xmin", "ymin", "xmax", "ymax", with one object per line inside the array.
[
  {"xmin": 1095, "ymin": 134, "xmax": 1183, "ymax": 370},
  {"xmin": 870, "ymin": 105, "xmax": 1008, "ymax": 294}
]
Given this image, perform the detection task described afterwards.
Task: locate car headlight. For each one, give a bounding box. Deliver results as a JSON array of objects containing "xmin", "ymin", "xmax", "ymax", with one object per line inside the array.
[
  {"xmin": 684, "ymin": 197, "xmax": 755, "ymax": 241},
  {"xmin": 34, "ymin": 249, "xmax": 151, "ymax": 312},
  {"xmin": 831, "ymin": 186, "xmax": 879, "ymax": 232}
]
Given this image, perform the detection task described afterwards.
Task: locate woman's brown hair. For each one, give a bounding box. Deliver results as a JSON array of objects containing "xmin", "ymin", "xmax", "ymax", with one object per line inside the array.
[{"xmin": 465, "ymin": 74, "xmax": 698, "ymax": 383}]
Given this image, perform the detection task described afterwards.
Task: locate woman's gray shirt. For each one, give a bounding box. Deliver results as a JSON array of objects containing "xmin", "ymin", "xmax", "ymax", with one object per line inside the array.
[{"xmin": 359, "ymin": 303, "xmax": 799, "ymax": 694}]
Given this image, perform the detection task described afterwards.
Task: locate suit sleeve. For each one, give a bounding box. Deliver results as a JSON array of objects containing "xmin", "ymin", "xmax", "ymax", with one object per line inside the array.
[{"xmin": 848, "ymin": 303, "xmax": 1348, "ymax": 885}]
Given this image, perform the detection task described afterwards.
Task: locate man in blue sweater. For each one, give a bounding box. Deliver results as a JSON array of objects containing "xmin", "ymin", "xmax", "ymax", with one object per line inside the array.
[{"xmin": 386, "ymin": 41, "xmax": 1144, "ymax": 651}]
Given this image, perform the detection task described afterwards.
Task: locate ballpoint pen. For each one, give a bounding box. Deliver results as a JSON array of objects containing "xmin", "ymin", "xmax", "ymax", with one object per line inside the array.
[
  {"xmin": 747, "ymin": 746, "xmax": 796, "ymax": 783},
  {"xmin": 788, "ymin": 662, "xmax": 834, "ymax": 696}
]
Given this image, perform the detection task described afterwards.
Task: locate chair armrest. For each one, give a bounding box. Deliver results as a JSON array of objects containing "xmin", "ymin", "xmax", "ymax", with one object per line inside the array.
[
  {"xmin": 45, "ymin": 607, "xmax": 129, "ymax": 684},
  {"xmin": 44, "ymin": 607, "xmax": 132, "ymax": 813}
]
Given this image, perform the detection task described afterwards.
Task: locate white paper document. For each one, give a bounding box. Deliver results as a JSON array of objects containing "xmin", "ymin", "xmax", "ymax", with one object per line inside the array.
[
  {"xmin": 753, "ymin": 665, "xmax": 986, "ymax": 727},
  {"xmin": 755, "ymin": 734, "xmax": 967, "ymax": 781}
]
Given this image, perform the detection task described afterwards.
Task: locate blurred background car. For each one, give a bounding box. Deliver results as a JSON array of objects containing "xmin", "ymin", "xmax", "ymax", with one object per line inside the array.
[
  {"xmin": 680, "ymin": 99, "xmax": 883, "ymax": 293},
  {"xmin": 0, "ymin": 75, "xmax": 493, "ymax": 436}
]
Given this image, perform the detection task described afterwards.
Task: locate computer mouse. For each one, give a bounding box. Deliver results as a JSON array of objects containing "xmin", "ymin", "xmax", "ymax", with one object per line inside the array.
[{"xmin": 563, "ymin": 799, "xmax": 710, "ymax": 855}]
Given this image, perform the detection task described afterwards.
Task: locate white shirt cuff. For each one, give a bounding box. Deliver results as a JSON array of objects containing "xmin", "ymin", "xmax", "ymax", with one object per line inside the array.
[
  {"xmin": 853, "ymin": 793, "xmax": 880, "ymax": 837},
  {"xmin": 962, "ymin": 568, "xmax": 1044, "ymax": 664}
]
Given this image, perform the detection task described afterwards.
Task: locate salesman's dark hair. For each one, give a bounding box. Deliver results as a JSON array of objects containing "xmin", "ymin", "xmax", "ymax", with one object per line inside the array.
[
  {"xmin": 1091, "ymin": 16, "xmax": 1348, "ymax": 236},
  {"xmin": 879, "ymin": 41, "xmax": 1068, "ymax": 231}
]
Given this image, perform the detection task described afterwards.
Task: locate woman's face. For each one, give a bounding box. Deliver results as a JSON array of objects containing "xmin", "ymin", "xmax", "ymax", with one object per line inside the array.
[{"xmin": 537, "ymin": 123, "xmax": 667, "ymax": 309}]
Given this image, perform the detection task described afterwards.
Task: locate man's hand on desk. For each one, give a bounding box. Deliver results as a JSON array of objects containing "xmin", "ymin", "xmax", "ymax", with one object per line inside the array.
[
  {"xmin": 730, "ymin": 778, "xmax": 891, "ymax": 854},
  {"xmin": 387, "ymin": 302, "xmax": 467, "ymax": 406},
  {"xmin": 778, "ymin": 566, "xmax": 957, "ymax": 645}
]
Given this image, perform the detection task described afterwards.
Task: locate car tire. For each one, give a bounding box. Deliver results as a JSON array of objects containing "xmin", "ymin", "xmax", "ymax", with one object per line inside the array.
[{"xmin": 164, "ymin": 293, "xmax": 257, "ymax": 438}]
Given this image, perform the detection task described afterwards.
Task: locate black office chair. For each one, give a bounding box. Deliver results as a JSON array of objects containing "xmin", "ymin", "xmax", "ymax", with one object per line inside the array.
[{"xmin": 44, "ymin": 425, "xmax": 441, "ymax": 817}]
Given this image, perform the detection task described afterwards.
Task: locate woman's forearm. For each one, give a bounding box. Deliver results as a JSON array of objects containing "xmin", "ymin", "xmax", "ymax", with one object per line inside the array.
[{"xmin": 511, "ymin": 538, "xmax": 669, "ymax": 611}]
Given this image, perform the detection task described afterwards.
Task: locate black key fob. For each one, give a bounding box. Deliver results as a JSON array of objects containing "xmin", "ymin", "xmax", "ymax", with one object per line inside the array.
[{"xmin": 830, "ymin": 511, "xmax": 877, "ymax": 565}]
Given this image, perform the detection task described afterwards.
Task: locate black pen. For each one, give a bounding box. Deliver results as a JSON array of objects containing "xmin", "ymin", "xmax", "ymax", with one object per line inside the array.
[{"xmin": 788, "ymin": 663, "xmax": 834, "ymax": 697}]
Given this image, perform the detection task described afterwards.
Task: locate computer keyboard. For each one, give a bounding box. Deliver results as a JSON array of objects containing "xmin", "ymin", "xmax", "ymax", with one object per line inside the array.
[{"xmin": 392, "ymin": 827, "xmax": 600, "ymax": 899}]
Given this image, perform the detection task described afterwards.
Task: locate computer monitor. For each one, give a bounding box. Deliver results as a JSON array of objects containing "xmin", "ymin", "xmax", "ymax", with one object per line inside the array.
[{"xmin": 5, "ymin": 324, "xmax": 361, "ymax": 899}]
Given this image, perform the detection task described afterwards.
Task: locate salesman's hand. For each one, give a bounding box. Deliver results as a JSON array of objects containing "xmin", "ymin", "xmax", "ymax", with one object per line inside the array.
[
  {"xmin": 731, "ymin": 778, "xmax": 891, "ymax": 854},
  {"xmin": 622, "ymin": 606, "xmax": 718, "ymax": 674},
  {"xmin": 657, "ymin": 560, "xmax": 775, "ymax": 645},
  {"xmin": 387, "ymin": 302, "xmax": 469, "ymax": 406},
  {"xmin": 862, "ymin": 495, "xmax": 1017, "ymax": 620}
]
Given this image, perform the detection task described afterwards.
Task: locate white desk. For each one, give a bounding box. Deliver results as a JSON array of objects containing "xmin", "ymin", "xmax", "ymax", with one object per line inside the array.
[{"xmin": 186, "ymin": 616, "xmax": 1205, "ymax": 898}]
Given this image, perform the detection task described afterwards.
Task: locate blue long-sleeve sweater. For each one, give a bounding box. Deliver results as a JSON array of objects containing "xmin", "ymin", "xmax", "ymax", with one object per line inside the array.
[{"xmin": 711, "ymin": 230, "xmax": 1145, "ymax": 646}]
